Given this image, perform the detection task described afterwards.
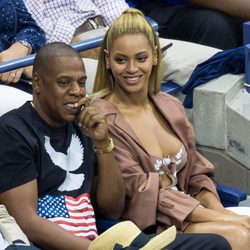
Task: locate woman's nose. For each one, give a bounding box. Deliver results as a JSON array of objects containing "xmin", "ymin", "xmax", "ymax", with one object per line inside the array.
[{"xmin": 127, "ymin": 60, "xmax": 138, "ymax": 73}]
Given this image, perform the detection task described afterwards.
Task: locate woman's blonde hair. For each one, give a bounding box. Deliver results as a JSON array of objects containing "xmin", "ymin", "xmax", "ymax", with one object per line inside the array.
[{"xmin": 93, "ymin": 8, "xmax": 162, "ymax": 98}]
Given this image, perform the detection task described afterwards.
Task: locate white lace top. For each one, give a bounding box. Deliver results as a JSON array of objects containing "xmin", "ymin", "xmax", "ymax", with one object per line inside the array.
[{"xmin": 151, "ymin": 145, "xmax": 187, "ymax": 189}]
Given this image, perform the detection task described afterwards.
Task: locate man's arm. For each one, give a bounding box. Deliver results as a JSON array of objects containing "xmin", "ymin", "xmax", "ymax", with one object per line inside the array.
[
  {"xmin": 189, "ymin": 0, "xmax": 250, "ymax": 19},
  {"xmin": 0, "ymin": 180, "xmax": 91, "ymax": 250},
  {"xmin": 76, "ymin": 99, "xmax": 125, "ymax": 219},
  {"xmin": 93, "ymin": 143, "xmax": 125, "ymax": 219},
  {"xmin": 94, "ymin": 0, "xmax": 129, "ymax": 26}
]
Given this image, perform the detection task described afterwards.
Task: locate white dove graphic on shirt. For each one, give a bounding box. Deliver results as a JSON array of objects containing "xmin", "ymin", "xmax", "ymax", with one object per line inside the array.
[{"xmin": 44, "ymin": 134, "xmax": 85, "ymax": 192}]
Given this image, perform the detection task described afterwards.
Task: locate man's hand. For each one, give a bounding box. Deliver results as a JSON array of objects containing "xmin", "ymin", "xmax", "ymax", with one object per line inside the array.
[
  {"xmin": 75, "ymin": 98, "xmax": 109, "ymax": 143},
  {"xmin": 190, "ymin": 0, "xmax": 250, "ymax": 19}
]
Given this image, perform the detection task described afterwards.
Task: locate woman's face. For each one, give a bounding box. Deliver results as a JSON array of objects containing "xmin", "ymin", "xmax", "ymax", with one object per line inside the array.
[{"xmin": 106, "ymin": 34, "xmax": 156, "ymax": 95}]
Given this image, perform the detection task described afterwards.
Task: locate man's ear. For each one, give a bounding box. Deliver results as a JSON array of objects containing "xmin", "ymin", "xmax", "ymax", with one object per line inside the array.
[
  {"xmin": 104, "ymin": 49, "xmax": 110, "ymax": 70},
  {"xmin": 32, "ymin": 72, "xmax": 41, "ymax": 94}
]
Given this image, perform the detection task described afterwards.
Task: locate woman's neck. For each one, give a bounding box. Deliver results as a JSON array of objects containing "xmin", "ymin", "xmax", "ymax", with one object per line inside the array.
[{"xmin": 107, "ymin": 91, "xmax": 150, "ymax": 110}]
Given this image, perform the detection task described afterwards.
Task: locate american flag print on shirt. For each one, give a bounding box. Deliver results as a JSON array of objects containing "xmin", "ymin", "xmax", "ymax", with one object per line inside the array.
[{"xmin": 37, "ymin": 193, "xmax": 98, "ymax": 240}]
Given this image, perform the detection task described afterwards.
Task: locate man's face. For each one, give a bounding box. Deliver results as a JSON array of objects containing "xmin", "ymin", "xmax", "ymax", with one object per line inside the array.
[{"xmin": 33, "ymin": 56, "xmax": 87, "ymax": 127}]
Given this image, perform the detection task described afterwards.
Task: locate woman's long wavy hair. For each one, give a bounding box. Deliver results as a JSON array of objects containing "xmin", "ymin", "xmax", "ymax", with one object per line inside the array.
[{"xmin": 92, "ymin": 8, "xmax": 162, "ymax": 98}]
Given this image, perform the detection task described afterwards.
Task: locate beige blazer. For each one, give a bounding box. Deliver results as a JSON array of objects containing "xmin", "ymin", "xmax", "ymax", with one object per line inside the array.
[{"xmin": 95, "ymin": 92, "xmax": 218, "ymax": 231}]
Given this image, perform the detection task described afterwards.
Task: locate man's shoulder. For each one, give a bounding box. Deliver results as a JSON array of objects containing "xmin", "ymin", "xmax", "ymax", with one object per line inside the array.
[
  {"xmin": 0, "ymin": 102, "xmax": 38, "ymax": 141},
  {"xmin": 0, "ymin": 102, "xmax": 31, "ymax": 126}
]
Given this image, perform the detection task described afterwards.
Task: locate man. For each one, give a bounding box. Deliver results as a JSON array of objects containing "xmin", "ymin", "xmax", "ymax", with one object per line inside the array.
[
  {"xmin": 23, "ymin": 0, "xmax": 129, "ymax": 59},
  {"xmin": 0, "ymin": 42, "xmax": 125, "ymax": 249},
  {"xmin": 127, "ymin": 0, "xmax": 247, "ymax": 50}
]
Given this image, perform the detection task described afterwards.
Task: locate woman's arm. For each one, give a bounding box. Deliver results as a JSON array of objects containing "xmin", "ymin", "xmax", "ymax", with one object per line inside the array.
[
  {"xmin": 0, "ymin": 42, "xmax": 30, "ymax": 84},
  {"xmin": 0, "ymin": 0, "xmax": 46, "ymax": 84},
  {"xmin": 186, "ymin": 205, "xmax": 250, "ymax": 230},
  {"xmin": 188, "ymin": 189, "xmax": 250, "ymax": 229},
  {"xmin": 15, "ymin": 0, "xmax": 46, "ymax": 53},
  {"xmin": 195, "ymin": 189, "xmax": 226, "ymax": 211}
]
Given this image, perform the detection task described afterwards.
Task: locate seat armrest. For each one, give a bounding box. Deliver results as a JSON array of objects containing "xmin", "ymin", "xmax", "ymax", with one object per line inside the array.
[
  {"xmin": 161, "ymin": 81, "xmax": 181, "ymax": 94},
  {"xmin": 216, "ymin": 183, "xmax": 247, "ymax": 207},
  {"xmin": 96, "ymin": 217, "xmax": 121, "ymax": 234}
]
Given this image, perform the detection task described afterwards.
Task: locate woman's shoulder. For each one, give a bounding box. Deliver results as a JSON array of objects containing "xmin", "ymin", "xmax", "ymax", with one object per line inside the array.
[
  {"xmin": 153, "ymin": 91, "xmax": 183, "ymax": 106},
  {"xmin": 92, "ymin": 98, "xmax": 117, "ymax": 114}
]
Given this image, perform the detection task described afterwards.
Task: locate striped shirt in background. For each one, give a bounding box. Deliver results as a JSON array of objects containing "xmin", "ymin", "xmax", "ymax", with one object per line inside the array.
[{"xmin": 23, "ymin": 0, "xmax": 129, "ymax": 44}]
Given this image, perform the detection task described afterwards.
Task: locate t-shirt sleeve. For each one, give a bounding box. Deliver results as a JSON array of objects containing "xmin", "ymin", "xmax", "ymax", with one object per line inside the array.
[{"xmin": 0, "ymin": 121, "xmax": 38, "ymax": 193}]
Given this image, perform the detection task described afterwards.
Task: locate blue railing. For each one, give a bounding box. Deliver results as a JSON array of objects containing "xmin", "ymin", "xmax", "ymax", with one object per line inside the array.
[{"xmin": 0, "ymin": 36, "xmax": 103, "ymax": 74}]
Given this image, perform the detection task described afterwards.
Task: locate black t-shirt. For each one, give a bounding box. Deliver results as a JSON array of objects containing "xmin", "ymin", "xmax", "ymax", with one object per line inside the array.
[{"xmin": 0, "ymin": 102, "xmax": 98, "ymax": 239}]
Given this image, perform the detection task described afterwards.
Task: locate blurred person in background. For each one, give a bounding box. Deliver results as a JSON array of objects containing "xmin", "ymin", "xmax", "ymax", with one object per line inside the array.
[{"xmin": 0, "ymin": 0, "xmax": 45, "ymax": 84}]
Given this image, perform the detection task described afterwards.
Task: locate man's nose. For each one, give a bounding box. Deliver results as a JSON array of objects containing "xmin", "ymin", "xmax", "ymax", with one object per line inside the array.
[{"xmin": 68, "ymin": 82, "xmax": 82, "ymax": 95}]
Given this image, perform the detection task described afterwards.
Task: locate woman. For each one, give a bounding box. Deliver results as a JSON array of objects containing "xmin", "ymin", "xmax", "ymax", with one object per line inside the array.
[
  {"xmin": 0, "ymin": 0, "xmax": 46, "ymax": 84},
  {"xmin": 93, "ymin": 8, "xmax": 250, "ymax": 250}
]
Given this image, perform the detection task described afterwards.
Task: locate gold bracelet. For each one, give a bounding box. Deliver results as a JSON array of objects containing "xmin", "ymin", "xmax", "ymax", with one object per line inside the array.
[{"xmin": 93, "ymin": 138, "xmax": 114, "ymax": 154}]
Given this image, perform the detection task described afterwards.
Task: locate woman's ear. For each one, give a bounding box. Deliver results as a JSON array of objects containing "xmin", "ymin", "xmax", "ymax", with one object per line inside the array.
[
  {"xmin": 32, "ymin": 72, "xmax": 41, "ymax": 94},
  {"xmin": 104, "ymin": 49, "xmax": 110, "ymax": 70}
]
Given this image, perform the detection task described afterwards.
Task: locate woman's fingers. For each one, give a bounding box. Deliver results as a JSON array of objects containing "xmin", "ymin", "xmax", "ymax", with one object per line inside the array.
[{"xmin": 0, "ymin": 69, "xmax": 23, "ymax": 84}]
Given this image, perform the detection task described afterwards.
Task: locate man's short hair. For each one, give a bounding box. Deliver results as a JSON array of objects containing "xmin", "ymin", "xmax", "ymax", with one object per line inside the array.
[{"xmin": 33, "ymin": 42, "xmax": 82, "ymax": 75}]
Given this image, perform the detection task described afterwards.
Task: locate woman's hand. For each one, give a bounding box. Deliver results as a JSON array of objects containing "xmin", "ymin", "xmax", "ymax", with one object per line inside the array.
[
  {"xmin": 0, "ymin": 68, "xmax": 23, "ymax": 84},
  {"xmin": 222, "ymin": 213, "xmax": 250, "ymax": 230},
  {"xmin": 187, "ymin": 205, "xmax": 250, "ymax": 231},
  {"xmin": 0, "ymin": 41, "xmax": 31, "ymax": 84}
]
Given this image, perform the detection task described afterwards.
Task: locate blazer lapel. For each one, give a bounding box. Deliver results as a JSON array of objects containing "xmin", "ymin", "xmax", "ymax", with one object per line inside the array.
[{"xmin": 150, "ymin": 93, "xmax": 189, "ymax": 151}]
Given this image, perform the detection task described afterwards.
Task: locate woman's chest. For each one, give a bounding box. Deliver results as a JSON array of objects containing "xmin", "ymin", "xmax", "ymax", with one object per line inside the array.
[{"xmin": 124, "ymin": 110, "xmax": 182, "ymax": 158}]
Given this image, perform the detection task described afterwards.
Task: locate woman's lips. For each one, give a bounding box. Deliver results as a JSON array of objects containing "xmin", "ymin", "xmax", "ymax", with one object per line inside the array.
[{"xmin": 123, "ymin": 75, "xmax": 141, "ymax": 84}]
